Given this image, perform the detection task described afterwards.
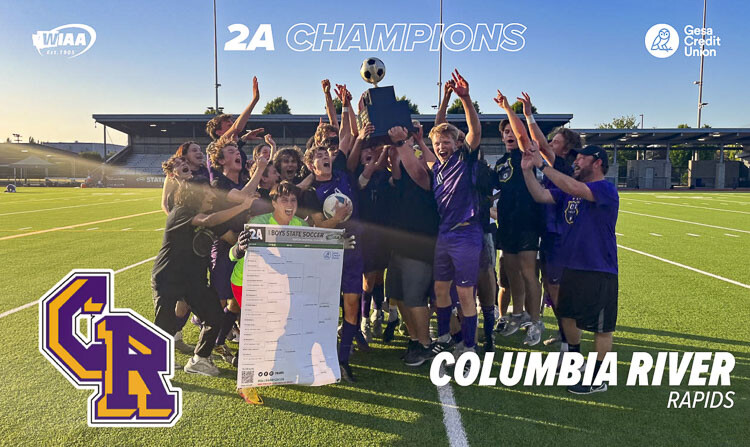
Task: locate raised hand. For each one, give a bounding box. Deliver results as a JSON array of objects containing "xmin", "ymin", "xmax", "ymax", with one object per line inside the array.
[
  {"xmin": 451, "ymin": 69, "xmax": 469, "ymax": 98},
  {"xmin": 494, "ymin": 89, "xmax": 510, "ymax": 110},
  {"xmin": 517, "ymin": 92, "xmax": 533, "ymax": 117},
  {"xmin": 388, "ymin": 126, "xmax": 409, "ymax": 143},
  {"xmin": 412, "ymin": 120, "xmax": 424, "ymax": 142},
  {"xmin": 443, "ymin": 79, "xmax": 455, "ymax": 98},
  {"xmin": 252, "ymin": 76, "xmax": 259, "ymax": 102},
  {"xmin": 364, "ymin": 146, "xmax": 388, "ymax": 177},
  {"xmin": 264, "ymin": 133, "xmax": 275, "ymax": 148},
  {"xmin": 321, "ymin": 79, "xmax": 331, "ymax": 94},
  {"xmin": 358, "ymin": 123, "xmax": 375, "ymax": 140},
  {"xmin": 255, "ymin": 156, "xmax": 269, "ymax": 170},
  {"xmin": 334, "ymin": 83, "xmax": 349, "ymax": 103},
  {"xmin": 241, "ymin": 128, "xmax": 265, "ymax": 141}
]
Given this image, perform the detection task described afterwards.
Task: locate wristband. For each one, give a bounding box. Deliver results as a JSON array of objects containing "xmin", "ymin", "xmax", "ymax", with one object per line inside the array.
[
  {"xmin": 526, "ymin": 115, "xmax": 536, "ymax": 124},
  {"xmin": 395, "ymin": 139, "xmax": 406, "ymax": 147},
  {"xmin": 342, "ymin": 106, "xmax": 349, "ymax": 113}
]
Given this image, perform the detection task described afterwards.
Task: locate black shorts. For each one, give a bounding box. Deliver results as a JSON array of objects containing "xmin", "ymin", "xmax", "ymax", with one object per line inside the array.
[
  {"xmin": 497, "ymin": 255, "xmax": 509, "ymax": 289},
  {"xmin": 385, "ymin": 253, "xmax": 432, "ymax": 308},
  {"xmin": 557, "ymin": 268, "xmax": 618, "ymax": 333},
  {"xmin": 496, "ymin": 227, "xmax": 540, "ymax": 254}
]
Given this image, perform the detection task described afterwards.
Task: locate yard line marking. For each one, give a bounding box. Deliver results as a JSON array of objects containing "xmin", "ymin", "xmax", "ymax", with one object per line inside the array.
[
  {"xmin": 0, "ymin": 256, "xmax": 157, "ymax": 320},
  {"xmin": 17, "ymin": 227, "xmax": 31, "ymax": 230},
  {"xmin": 620, "ymin": 210, "xmax": 750, "ymax": 234},
  {"xmin": 437, "ymin": 374, "xmax": 469, "ymax": 447},
  {"xmin": 86, "ymin": 227, "xmax": 99, "ymax": 231},
  {"xmin": 624, "ymin": 198, "xmax": 750, "ymax": 215},
  {"xmin": 0, "ymin": 210, "xmax": 162, "ymax": 241},
  {"xmin": 121, "ymin": 228, "xmax": 132, "ymax": 231},
  {"xmin": 615, "ymin": 232, "xmax": 624, "ymax": 236},
  {"xmin": 687, "ymin": 233, "xmax": 701, "ymax": 237},
  {"xmin": 649, "ymin": 233, "xmax": 662, "ymax": 237},
  {"xmin": 725, "ymin": 233, "xmax": 739, "ymax": 238},
  {"xmin": 618, "ymin": 245, "xmax": 750, "ymax": 290},
  {"xmin": 154, "ymin": 228, "xmax": 164, "ymax": 231},
  {"xmin": 0, "ymin": 197, "xmax": 155, "ymax": 216}
]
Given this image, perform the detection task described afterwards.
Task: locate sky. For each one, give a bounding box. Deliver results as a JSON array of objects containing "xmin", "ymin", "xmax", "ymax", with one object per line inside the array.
[{"xmin": 1, "ymin": 0, "xmax": 748, "ymax": 146}]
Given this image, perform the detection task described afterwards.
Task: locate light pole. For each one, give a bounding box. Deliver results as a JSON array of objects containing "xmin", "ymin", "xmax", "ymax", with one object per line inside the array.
[
  {"xmin": 213, "ymin": 0, "xmax": 220, "ymax": 114},
  {"xmin": 694, "ymin": 0, "xmax": 707, "ymax": 160},
  {"xmin": 437, "ymin": 0, "xmax": 443, "ymax": 108}
]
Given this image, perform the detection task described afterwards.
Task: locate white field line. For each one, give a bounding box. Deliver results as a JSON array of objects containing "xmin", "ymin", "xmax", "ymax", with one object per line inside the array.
[
  {"xmin": 121, "ymin": 228, "xmax": 132, "ymax": 231},
  {"xmin": 17, "ymin": 227, "xmax": 31, "ymax": 230},
  {"xmin": 649, "ymin": 233, "xmax": 662, "ymax": 237},
  {"xmin": 620, "ymin": 210, "xmax": 750, "ymax": 234},
  {"xmin": 618, "ymin": 245, "xmax": 750, "ymax": 290},
  {"xmin": 687, "ymin": 233, "xmax": 700, "ymax": 237},
  {"xmin": 615, "ymin": 232, "xmax": 624, "ymax": 236},
  {"xmin": 86, "ymin": 227, "xmax": 99, "ymax": 231},
  {"xmin": 0, "ymin": 210, "xmax": 161, "ymax": 241},
  {"xmin": 0, "ymin": 197, "xmax": 154, "ymax": 216},
  {"xmin": 624, "ymin": 198, "xmax": 750, "ymax": 215},
  {"xmin": 437, "ymin": 375, "xmax": 469, "ymax": 447},
  {"xmin": 0, "ymin": 256, "xmax": 157, "ymax": 320},
  {"xmin": 725, "ymin": 233, "xmax": 740, "ymax": 238}
]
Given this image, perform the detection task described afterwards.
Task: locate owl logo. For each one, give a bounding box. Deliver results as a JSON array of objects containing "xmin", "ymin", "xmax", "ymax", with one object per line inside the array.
[
  {"xmin": 645, "ymin": 24, "xmax": 678, "ymax": 58},
  {"xmin": 495, "ymin": 158, "xmax": 513, "ymax": 183},
  {"xmin": 564, "ymin": 197, "xmax": 582, "ymax": 224},
  {"xmin": 651, "ymin": 28, "xmax": 671, "ymax": 51}
]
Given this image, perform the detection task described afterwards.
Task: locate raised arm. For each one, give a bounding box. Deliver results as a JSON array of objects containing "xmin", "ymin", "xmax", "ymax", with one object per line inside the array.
[
  {"xmin": 347, "ymin": 123, "xmax": 374, "ymax": 173},
  {"xmin": 518, "ymin": 92, "xmax": 554, "ymax": 164},
  {"xmin": 412, "ymin": 120, "xmax": 437, "ymax": 167},
  {"xmin": 520, "ymin": 144, "xmax": 555, "ymax": 204},
  {"xmin": 225, "ymin": 76, "xmax": 260, "ymax": 139},
  {"xmin": 335, "ymin": 84, "xmax": 355, "ymax": 155},
  {"xmin": 358, "ymin": 145, "xmax": 388, "ymax": 190},
  {"xmin": 434, "ymin": 80, "xmax": 454, "ymax": 126},
  {"xmin": 264, "ymin": 134, "xmax": 276, "ymax": 160},
  {"xmin": 389, "ymin": 126, "xmax": 430, "ymax": 191},
  {"xmin": 322, "ymin": 79, "xmax": 339, "ymax": 129},
  {"xmin": 452, "ymin": 70, "xmax": 481, "ymax": 150},
  {"xmin": 161, "ymin": 177, "xmax": 177, "ymax": 215},
  {"xmin": 192, "ymin": 194, "xmax": 257, "ymax": 227},
  {"xmin": 494, "ymin": 89, "xmax": 532, "ymax": 152}
]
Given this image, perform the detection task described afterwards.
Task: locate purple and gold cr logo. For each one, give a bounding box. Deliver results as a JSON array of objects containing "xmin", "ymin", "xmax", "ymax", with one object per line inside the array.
[{"xmin": 39, "ymin": 270, "xmax": 181, "ymax": 427}]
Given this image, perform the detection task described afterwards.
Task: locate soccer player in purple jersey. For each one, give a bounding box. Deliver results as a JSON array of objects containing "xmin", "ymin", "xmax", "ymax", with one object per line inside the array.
[
  {"xmin": 522, "ymin": 143, "xmax": 619, "ymax": 394},
  {"xmin": 425, "ymin": 69, "xmax": 483, "ymax": 358},
  {"xmin": 300, "ymin": 146, "xmax": 363, "ymax": 382}
]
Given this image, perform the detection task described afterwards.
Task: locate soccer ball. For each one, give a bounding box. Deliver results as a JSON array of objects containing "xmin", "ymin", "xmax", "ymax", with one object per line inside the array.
[
  {"xmin": 360, "ymin": 57, "xmax": 386, "ymax": 85},
  {"xmin": 323, "ymin": 193, "xmax": 353, "ymax": 222}
]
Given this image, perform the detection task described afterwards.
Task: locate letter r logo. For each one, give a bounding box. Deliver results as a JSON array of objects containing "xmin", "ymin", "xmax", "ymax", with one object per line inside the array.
[{"xmin": 39, "ymin": 270, "xmax": 182, "ymax": 427}]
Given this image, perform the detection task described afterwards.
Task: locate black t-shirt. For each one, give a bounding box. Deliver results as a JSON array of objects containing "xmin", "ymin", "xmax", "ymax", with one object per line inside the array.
[
  {"xmin": 355, "ymin": 165, "xmax": 391, "ymax": 225},
  {"xmin": 211, "ymin": 173, "xmax": 250, "ymax": 233},
  {"xmin": 152, "ymin": 206, "xmax": 210, "ymax": 286},
  {"xmin": 332, "ymin": 150, "xmax": 348, "ymax": 173},
  {"xmin": 543, "ymin": 154, "xmax": 574, "ymax": 188},
  {"xmin": 493, "ymin": 149, "xmax": 543, "ymax": 234},
  {"xmin": 390, "ymin": 164, "xmax": 440, "ymax": 263}
]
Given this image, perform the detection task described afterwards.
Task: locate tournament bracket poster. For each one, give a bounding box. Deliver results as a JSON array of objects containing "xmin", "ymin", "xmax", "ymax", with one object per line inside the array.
[{"xmin": 237, "ymin": 224, "xmax": 345, "ymax": 388}]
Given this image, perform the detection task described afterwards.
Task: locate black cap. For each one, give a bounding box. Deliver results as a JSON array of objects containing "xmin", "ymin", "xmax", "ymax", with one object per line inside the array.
[{"xmin": 578, "ymin": 145, "xmax": 608, "ymax": 168}]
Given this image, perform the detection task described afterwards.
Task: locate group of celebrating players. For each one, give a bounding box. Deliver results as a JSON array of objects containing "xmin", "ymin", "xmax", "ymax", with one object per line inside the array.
[{"xmin": 151, "ymin": 69, "xmax": 619, "ymax": 404}]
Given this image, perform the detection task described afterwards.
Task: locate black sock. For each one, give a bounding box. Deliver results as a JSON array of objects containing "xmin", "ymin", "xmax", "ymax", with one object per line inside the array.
[
  {"xmin": 594, "ymin": 359, "xmax": 603, "ymax": 376},
  {"xmin": 215, "ymin": 307, "xmax": 238, "ymax": 346},
  {"xmin": 568, "ymin": 343, "xmax": 581, "ymax": 353}
]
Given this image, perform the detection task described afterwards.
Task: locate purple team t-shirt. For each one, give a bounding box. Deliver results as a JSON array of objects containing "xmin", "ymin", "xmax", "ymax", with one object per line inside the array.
[
  {"xmin": 550, "ymin": 180, "xmax": 619, "ymax": 274},
  {"xmin": 432, "ymin": 148, "xmax": 480, "ymax": 234}
]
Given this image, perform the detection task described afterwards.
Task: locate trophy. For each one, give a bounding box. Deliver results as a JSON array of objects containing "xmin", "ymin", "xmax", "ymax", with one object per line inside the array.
[{"xmin": 357, "ymin": 57, "xmax": 415, "ymax": 146}]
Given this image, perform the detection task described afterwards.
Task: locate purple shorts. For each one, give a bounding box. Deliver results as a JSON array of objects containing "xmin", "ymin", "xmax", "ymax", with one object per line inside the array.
[
  {"xmin": 210, "ymin": 241, "xmax": 234, "ymax": 301},
  {"xmin": 341, "ymin": 244, "xmax": 364, "ymax": 295},
  {"xmin": 540, "ymin": 233, "xmax": 564, "ymax": 285},
  {"xmin": 434, "ymin": 224, "xmax": 483, "ymax": 287}
]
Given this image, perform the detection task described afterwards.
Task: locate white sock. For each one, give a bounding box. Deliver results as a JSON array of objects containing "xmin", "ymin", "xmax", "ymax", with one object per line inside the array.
[
  {"xmin": 560, "ymin": 342, "xmax": 569, "ymax": 352},
  {"xmin": 388, "ymin": 305, "xmax": 399, "ymax": 322}
]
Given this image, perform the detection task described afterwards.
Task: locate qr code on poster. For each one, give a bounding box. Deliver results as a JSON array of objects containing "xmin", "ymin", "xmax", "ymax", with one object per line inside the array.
[{"xmin": 241, "ymin": 369, "xmax": 255, "ymax": 384}]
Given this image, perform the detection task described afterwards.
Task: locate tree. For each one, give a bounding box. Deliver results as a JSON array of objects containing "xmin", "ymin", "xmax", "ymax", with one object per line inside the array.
[
  {"xmin": 510, "ymin": 100, "xmax": 537, "ymax": 115},
  {"xmin": 204, "ymin": 106, "xmax": 224, "ymax": 115},
  {"xmin": 597, "ymin": 115, "xmax": 638, "ymax": 129},
  {"xmin": 447, "ymin": 98, "xmax": 480, "ymax": 114},
  {"xmin": 332, "ymin": 97, "xmax": 343, "ymax": 115},
  {"xmin": 80, "ymin": 151, "xmax": 103, "ymax": 163},
  {"xmin": 5, "ymin": 137, "xmax": 10, "ymax": 143},
  {"xmin": 28, "ymin": 137, "xmax": 36, "ymax": 144},
  {"xmin": 262, "ymin": 97, "xmax": 291, "ymax": 114},
  {"xmin": 396, "ymin": 96, "xmax": 420, "ymax": 114}
]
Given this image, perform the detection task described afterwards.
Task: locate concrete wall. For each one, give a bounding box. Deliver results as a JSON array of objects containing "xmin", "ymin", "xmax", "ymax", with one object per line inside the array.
[
  {"xmin": 626, "ymin": 160, "xmax": 671, "ymax": 189},
  {"xmin": 689, "ymin": 160, "xmax": 744, "ymax": 188}
]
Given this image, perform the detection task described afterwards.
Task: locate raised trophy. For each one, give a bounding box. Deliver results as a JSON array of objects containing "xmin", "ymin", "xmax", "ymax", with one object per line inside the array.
[{"xmin": 357, "ymin": 57, "xmax": 415, "ymax": 146}]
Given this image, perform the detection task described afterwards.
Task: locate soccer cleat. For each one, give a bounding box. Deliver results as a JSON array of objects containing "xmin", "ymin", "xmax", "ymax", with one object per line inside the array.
[
  {"xmin": 354, "ymin": 330, "xmax": 372, "ymax": 353},
  {"xmin": 227, "ymin": 324, "xmax": 240, "ymax": 343},
  {"xmin": 238, "ymin": 387, "xmax": 263, "ymax": 405},
  {"xmin": 499, "ymin": 314, "xmax": 524, "ymax": 337},
  {"xmin": 383, "ymin": 318, "xmax": 400, "ymax": 343},
  {"xmin": 451, "ymin": 343, "xmax": 476, "ymax": 377},
  {"xmin": 173, "ymin": 331, "xmax": 195, "ymax": 354},
  {"xmin": 372, "ymin": 311, "xmax": 384, "ymax": 338},
  {"xmin": 429, "ymin": 337, "xmax": 455, "ymax": 356},
  {"xmin": 184, "ymin": 355, "xmax": 219, "ymax": 377},
  {"xmin": 568, "ymin": 381, "xmax": 608, "ymax": 395},
  {"xmin": 339, "ymin": 363, "xmax": 356, "ymax": 383},
  {"xmin": 519, "ymin": 312, "xmax": 532, "ymax": 329},
  {"xmin": 214, "ymin": 344, "xmax": 235, "ymax": 364},
  {"xmin": 524, "ymin": 321, "xmax": 544, "ymax": 346},
  {"xmin": 404, "ymin": 343, "xmax": 436, "ymax": 367},
  {"xmin": 401, "ymin": 340, "xmax": 419, "ymax": 360},
  {"xmin": 494, "ymin": 316, "xmax": 508, "ymax": 333},
  {"xmin": 483, "ymin": 333, "xmax": 495, "ymax": 354},
  {"xmin": 362, "ymin": 321, "xmax": 373, "ymax": 344}
]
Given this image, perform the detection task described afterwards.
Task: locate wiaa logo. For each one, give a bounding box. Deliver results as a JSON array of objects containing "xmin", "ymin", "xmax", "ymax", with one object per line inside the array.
[
  {"xmin": 39, "ymin": 270, "xmax": 181, "ymax": 427},
  {"xmin": 645, "ymin": 24, "xmax": 679, "ymax": 58},
  {"xmin": 32, "ymin": 24, "xmax": 96, "ymax": 58}
]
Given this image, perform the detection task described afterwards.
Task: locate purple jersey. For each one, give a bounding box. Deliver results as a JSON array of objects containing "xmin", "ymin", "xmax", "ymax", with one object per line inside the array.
[
  {"xmin": 550, "ymin": 180, "xmax": 619, "ymax": 274},
  {"xmin": 432, "ymin": 148, "xmax": 480, "ymax": 234},
  {"xmin": 301, "ymin": 170, "xmax": 359, "ymax": 232}
]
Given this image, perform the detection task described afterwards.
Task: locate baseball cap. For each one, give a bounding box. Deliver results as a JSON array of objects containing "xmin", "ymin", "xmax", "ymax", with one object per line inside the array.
[{"xmin": 578, "ymin": 145, "xmax": 609, "ymax": 168}]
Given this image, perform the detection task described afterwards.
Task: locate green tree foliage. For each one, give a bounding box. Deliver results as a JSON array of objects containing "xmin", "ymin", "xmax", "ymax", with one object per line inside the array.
[
  {"xmin": 597, "ymin": 115, "xmax": 638, "ymax": 129},
  {"xmin": 397, "ymin": 96, "xmax": 420, "ymax": 114},
  {"xmin": 204, "ymin": 107, "xmax": 224, "ymax": 115},
  {"xmin": 79, "ymin": 151, "xmax": 103, "ymax": 162},
  {"xmin": 509, "ymin": 101, "xmax": 537, "ymax": 114},
  {"xmin": 332, "ymin": 98, "xmax": 343, "ymax": 115},
  {"xmin": 446, "ymin": 98, "xmax": 480, "ymax": 114},
  {"xmin": 262, "ymin": 97, "xmax": 291, "ymax": 114}
]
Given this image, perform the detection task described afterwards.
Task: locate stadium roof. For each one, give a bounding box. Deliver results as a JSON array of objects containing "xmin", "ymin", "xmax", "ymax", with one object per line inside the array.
[
  {"xmin": 572, "ymin": 128, "xmax": 750, "ymax": 147},
  {"xmin": 93, "ymin": 113, "xmax": 573, "ymax": 139}
]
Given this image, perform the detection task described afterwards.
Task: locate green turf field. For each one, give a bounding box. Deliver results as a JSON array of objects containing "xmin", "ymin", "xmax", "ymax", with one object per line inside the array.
[{"xmin": 0, "ymin": 188, "xmax": 748, "ymax": 446}]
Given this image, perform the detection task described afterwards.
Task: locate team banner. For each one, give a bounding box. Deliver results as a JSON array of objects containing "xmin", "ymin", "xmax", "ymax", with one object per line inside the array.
[{"xmin": 236, "ymin": 224, "xmax": 345, "ymax": 388}]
